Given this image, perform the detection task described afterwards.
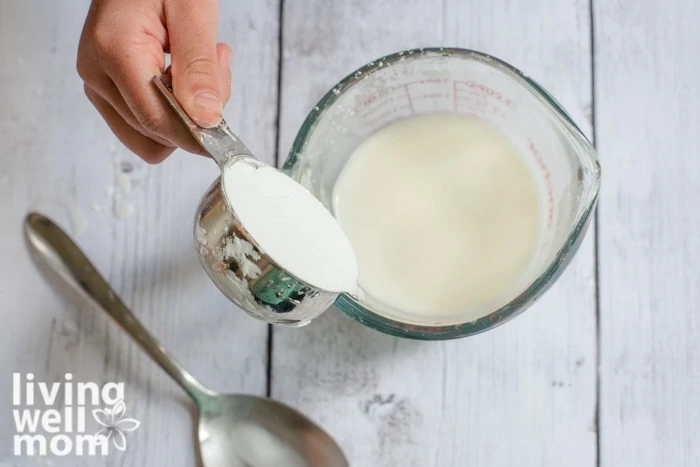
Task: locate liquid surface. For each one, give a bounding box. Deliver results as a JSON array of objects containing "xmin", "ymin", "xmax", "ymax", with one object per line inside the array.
[
  {"xmin": 222, "ymin": 158, "xmax": 360, "ymax": 295},
  {"xmin": 333, "ymin": 113, "xmax": 542, "ymax": 321}
]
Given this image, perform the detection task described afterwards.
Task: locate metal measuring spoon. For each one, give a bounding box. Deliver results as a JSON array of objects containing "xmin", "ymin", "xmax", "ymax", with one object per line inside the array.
[
  {"xmin": 152, "ymin": 75, "xmax": 353, "ymax": 327},
  {"xmin": 24, "ymin": 212, "xmax": 349, "ymax": 467}
]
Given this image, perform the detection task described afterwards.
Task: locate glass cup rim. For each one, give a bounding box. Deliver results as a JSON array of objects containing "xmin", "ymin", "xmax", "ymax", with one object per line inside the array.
[{"xmin": 283, "ymin": 47, "xmax": 601, "ymax": 340}]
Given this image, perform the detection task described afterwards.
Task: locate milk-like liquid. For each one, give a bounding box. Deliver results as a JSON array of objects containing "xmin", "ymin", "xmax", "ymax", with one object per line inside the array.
[{"xmin": 332, "ymin": 113, "xmax": 543, "ymax": 322}]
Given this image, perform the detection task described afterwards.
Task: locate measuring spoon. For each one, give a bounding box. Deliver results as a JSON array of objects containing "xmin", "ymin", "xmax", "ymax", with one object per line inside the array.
[{"xmin": 152, "ymin": 75, "xmax": 359, "ymax": 327}]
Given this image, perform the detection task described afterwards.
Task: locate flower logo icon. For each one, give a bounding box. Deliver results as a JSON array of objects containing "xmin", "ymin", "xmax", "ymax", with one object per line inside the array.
[{"xmin": 92, "ymin": 400, "xmax": 140, "ymax": 452}]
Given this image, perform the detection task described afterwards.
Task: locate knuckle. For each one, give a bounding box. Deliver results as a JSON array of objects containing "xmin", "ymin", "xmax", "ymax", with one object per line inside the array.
[
  {"xmin": 76, "ymin": 43, "xmax": 100, "ymax": 82},
  {"xmin": 76, "ymin": 56, "xmax": 90, "ymax": 81},
  {"xmin": 182, "ymin": 57, "xmax": 218, "ymax": 80},
  {"xmin": 134, "ymin": 109, "xmax": 168, "ymax": 136},
  {"xmin": 77, "ymin": 30, "xmax": 120, "ymax": 81},
  {"xmin": 91, "ymin": 27, "xmax": 115, "ymax": 56},
  {"xmin": 83, "ymin": 84, "xmax": 100, "ymax": 107},
  {"xmin": 93, "ymin": 30, "xmax": 127, "ymax": 67}
]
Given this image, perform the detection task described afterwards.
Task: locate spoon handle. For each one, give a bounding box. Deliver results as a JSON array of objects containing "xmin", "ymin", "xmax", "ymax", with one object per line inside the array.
[
  {"xmin": 24, "ymin": 212, "xmax": 214, "ymax": 404},
  {"xmin": 151, "ymin": 74, "xmax": 253, "ymax": 167}
]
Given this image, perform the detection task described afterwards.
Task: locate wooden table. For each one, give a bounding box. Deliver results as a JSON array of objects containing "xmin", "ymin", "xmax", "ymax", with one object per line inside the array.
[{"xmin": 1, "ymin": 0, "xmax": 697, "ymax": 465}]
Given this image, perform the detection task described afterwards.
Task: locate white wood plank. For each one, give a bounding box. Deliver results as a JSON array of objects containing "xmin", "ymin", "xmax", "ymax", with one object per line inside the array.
[
  {"xmin": 0, "ymin": 0, "xmax": 279, "ymax": 465},
  {"xmin": 274, "ymin": 1, "xmax": 597, "ymax": 466},
  {"xmin": 594, "ymin": 0, "xmax": 700, "ymax": 465}
]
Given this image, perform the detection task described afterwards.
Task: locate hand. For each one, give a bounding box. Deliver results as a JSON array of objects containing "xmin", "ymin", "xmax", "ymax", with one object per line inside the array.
[{"xmin": 77, "ymin": 0, "xmax": 232, "ymax": 163}]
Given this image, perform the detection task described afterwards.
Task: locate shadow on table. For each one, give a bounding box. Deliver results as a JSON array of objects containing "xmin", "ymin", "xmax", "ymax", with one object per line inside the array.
[{"xmin": 269, "ymin": 303, "xmax": 434, "ymax": 402}]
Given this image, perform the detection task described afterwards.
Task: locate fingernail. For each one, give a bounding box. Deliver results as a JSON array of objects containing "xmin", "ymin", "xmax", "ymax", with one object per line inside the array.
[
  {"xmin": 193, "ymin": 92, "xmax": 222, "ymax": 127},
  {"xmin": 225, "ymin": 51, "xmax": 232, "ymax": 68}
]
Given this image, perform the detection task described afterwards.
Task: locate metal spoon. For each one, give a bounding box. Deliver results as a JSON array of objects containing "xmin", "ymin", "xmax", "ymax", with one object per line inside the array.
[{"xmin": 24, "ymin": 212, "xmax": 349, "ymax": 467}]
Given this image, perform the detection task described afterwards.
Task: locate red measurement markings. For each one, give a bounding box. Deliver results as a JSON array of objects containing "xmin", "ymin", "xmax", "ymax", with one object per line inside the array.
[
  {"xmin": 454, "ymin": 95, "xmax": 508, "ymax": 119},
  {"xmin": 358, "ymin": 95, "xmax": 401, "ymax": 119},
  {"xmin": 355, "ymin": 89, "xmax": 407, "ymax": 118},
  {"xmin": 412, "ymin": 92, "xmax": 451, "ymax": 101},
  {"xmin": 454, "ymin": 81, "xmax": 516, "ymax": 109},
  {"xmin": 404, "ymin": 84, "xmax": 416, "ymax": 115},
  {"xmin": 453, "ymin": 80, "xmax": 514, "ymax": 120},
  {"xmin": 355, "ymin": 79, "xmax": 448, "ymax": 109},
  {"xmin": 365, "ymin": 105, "xmax": 412, "ymax": 128},
  {"xmin": 528, "ymin": 139, "xmax": 554, "ymax": 229},
  {"xmin": 457, "ymin": 96, "xmax": 489, "ymax": 110},
  {"xmin": 357, "ymin": 86, "xmax": 393, "ymax": 111},
  {"xmin": 355, "ymin": 78, "xmax": 454, "ymax": 116},
  {"xmin": 360, "ymin": 94, "xmax": 377, "ymax": 108},
  {"xmin": 397, "ymin": 78, "xmax": 449, "ymax": 86}
]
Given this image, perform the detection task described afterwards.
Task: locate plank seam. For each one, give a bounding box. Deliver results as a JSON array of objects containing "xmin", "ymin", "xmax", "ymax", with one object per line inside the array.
[
  {"xmin": 267, "ymin": 0, "xmax": 285, "ymax": 398},
  {"xmin": 589, "ymin": 0, "xmax": 601, "ymax": 465}
]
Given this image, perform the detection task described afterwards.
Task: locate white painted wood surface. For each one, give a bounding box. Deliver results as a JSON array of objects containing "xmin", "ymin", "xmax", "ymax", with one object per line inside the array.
[
  {"xmin": 274, "ymin": 1, "xmax": 596, "ymax": 467},
  {"xmin": 0, "ymin": 0, "xmax": 698, "ymax": 466},
  {"xmin": 0, "ymin": 0, "xmax": 278, "ymax": 465},
  {"xmin": 594, "ymin": 0, "xmax": 700, "ymax": 465}
]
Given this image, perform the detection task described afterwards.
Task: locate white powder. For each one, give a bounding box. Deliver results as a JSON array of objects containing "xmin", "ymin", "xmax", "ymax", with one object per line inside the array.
[
  {"xmin": 116, "ymin": 171, "xmax": 132, "ymax": 194},
  {"xmin": 221, "ymin": 158, "xmax": 360, "ymax": 296},
  {"xmin": 221, "ymin": 236, "xmax": 263, "ymax": 279},
  {"xmin": 110, "ymin": 157, "xmax": 135, "ymax": 219},
  {"xmin": 113, "ymin": 200, "xmax": 133, "ymax": 219}
]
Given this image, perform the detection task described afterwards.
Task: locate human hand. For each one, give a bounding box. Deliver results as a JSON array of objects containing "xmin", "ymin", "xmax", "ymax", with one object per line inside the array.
[{"xmin": 77, "ymin": 0, "xmax": 232, "ymax": 163}]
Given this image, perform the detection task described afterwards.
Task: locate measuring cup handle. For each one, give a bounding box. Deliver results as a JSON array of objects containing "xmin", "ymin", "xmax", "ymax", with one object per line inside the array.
[{"xmin": 151, "ymin": 74, "xmax": 254, "ymax": 167}]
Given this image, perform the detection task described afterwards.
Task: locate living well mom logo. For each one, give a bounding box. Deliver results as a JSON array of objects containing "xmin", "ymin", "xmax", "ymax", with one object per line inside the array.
[{"xmin": 12, "ymin": 373, "xmax": 140, "ymax": 456}]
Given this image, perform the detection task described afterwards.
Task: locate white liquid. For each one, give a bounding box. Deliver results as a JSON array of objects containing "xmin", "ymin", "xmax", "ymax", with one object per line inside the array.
[
  {"xmin": 333, "ymin": 113, "xmax": 543, "ymax": 322},
  {"xmin": 222, "ymin": 158, "xmax": 360, "ymax": 295}
]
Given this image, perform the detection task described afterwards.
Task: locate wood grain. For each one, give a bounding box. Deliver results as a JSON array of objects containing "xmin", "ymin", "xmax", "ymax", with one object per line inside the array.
[
  {"xmin": 594, "ymin": 0, "xmax": 700, "ymax": 465},
  {"xmin": 0, "ymin": 0, "xmax": 279, "ymax": 465},
  {"xmin": 6, "ymin": 0, "xmax": 697, "ymax": 465},
  {"xmin": 274, "ymin": 1, "xmax": 597, "ymax": 466}
]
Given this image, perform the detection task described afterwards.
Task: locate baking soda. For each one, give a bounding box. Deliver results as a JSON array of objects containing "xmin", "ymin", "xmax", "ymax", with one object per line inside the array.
[{"xmin": 221, "ymin": 158, "xmax": 360, "ymax": 296}]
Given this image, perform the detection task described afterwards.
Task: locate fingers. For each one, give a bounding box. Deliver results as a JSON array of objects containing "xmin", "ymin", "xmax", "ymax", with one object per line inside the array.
[
  {"xmin": 76, "ymin": 0, "xmax": 232, "ymax": 164},
  {"xmin": 217, "ymin": 43, "xmax": 233, "ymax": 107},
  {"xmin": 166, "ymin": 0, "xmax": 223, "ymax": 128},
  {"xmin": 84, "ymin": 84, "xmax": 175, "ymax": 164},
  {"xmin": 169, "ymin": 43, "xmax": 231, "ymax": 106},
  {"xmin": 99, "ymin": 39, "xmax": 208, "ymax": 156},
  {"xmin": 86, "ymin": 73, "xmax": 172, "ymax": 147}
]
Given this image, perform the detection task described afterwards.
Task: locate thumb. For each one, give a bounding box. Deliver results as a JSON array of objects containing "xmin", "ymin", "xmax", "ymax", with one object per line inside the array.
[{"xmin": 167, "ymin": 0, "xmax": 222, "ymax": 128}]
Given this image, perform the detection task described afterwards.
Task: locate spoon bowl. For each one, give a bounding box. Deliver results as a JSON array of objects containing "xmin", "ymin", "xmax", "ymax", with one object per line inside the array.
[
  {"xmin": 24, "ymin": 212, "xmax": 349, "ymax": 467},
  {"xmin": 197, "ymin": 393, "xmax": 347, "ymax": 467}
]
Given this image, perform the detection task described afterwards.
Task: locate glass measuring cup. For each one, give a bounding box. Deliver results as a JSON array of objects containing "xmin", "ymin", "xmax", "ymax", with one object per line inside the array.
[{"xmin": 282, "ymin": 48, "xmax": 601, "ymax": 340}]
